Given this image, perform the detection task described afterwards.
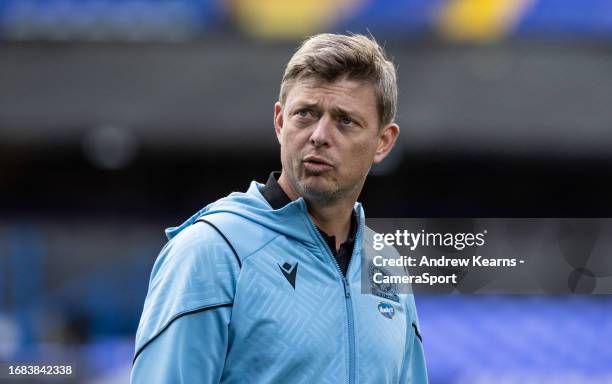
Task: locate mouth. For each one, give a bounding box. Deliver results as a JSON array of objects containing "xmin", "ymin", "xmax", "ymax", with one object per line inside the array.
[{"xmin": 302, "ymin": 155, "xmax": 334, "ymax": 173}]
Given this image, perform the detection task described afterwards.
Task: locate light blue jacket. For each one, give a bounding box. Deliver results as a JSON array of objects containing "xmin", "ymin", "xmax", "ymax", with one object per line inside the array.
[{"xmin": 132, "ymin": 181, "xmax": 428, "ymax": 383}]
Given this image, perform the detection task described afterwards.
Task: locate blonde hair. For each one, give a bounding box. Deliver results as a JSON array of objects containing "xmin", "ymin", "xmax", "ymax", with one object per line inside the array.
[{"xmin": 279, "ymin": 33, "xmax": 398, "ymax": 126}]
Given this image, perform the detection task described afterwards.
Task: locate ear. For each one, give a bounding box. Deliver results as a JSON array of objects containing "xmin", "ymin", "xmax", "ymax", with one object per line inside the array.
[
  {"xmin": 274, "ymin": 102, "xmax": 283, "ymax": 145},
  {"xmin": 373, "ymin": 123, "xmax": 400, "ymax": 164}
]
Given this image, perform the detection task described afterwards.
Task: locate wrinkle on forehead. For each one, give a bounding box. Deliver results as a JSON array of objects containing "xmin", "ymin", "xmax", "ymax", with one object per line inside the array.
[{"xmin": 285, "ymin": 77, "xmax": 377, "ymax": 118}]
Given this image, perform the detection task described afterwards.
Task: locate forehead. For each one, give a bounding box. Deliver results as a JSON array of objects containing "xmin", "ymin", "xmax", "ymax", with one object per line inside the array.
[{"xmin": 285, "ymin": 77, "xmax": 378, "ymax": 117}]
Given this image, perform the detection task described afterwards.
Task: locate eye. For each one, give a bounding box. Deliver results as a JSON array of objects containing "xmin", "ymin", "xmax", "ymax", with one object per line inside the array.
[
  {"xmin": 340, "ymin": 115, "xmax": 354, "ymax": 126},
  {"xmin": 296, "ymin": 109, "xmax": 312, "ymax": 118}
]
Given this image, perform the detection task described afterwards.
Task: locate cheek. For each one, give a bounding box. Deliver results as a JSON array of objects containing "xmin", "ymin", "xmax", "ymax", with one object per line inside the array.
[
  {"xmin": 346, "ymin": 140, "xmax": 377, "ymax": 170},
  {"xmin": 282, "ymin": 127, "xmax": 309, "ymax": 152},
  {"xmin": 280, "ymin": 141, "xmax": 294, "ymax": 168},
  {"xmin": 280, "ymin": 128, "xmax": 304, "ymax": 164}
]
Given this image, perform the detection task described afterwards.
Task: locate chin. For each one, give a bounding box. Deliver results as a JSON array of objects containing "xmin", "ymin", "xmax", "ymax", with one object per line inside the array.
[{"xmin": 300, "ymin": 180, "xmax": 340, "ymax": 201}]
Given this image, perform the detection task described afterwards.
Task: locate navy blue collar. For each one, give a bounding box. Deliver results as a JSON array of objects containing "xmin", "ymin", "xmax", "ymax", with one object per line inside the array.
[
  {"xmin": 259, "ymin": 172, "xmax": 357, "ymax": 271},
  {"xmin": 259, "ymin": 171, "xmax": 292, "ymax": 210}
]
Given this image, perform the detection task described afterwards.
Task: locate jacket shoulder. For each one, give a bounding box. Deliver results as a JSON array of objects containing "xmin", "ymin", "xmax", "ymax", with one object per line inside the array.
[
  {"xmin": 135, "ymin": 221, "xmax": 240, "ymax": 357},
  {"xmin": 200, "ymin": 211, "xmax": 282, "ymax": 263}
]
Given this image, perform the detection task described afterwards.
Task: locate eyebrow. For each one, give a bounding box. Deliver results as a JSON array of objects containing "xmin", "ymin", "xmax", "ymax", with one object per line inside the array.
[{"xmin": 290, "ymin": 101, "xmax": 318, "ymax": 111}]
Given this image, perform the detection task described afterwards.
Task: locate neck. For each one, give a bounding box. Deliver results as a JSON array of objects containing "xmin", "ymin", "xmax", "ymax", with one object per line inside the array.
[
  {"xmin": 307, "ymin": 200, "xmax": 354, "ymax": 250},
  {"xmin": 278, "ymin": 172, "xmax": 357, "ymax": 250}
]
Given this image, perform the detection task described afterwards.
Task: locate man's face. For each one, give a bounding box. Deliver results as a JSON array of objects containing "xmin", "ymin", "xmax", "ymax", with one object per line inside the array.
[{"xmin": 274, "ymin": 77, "xmax": 399, "ymax": 204}]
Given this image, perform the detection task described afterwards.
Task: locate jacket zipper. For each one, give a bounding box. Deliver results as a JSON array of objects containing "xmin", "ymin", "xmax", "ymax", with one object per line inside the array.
[{"xmin": 308, "ymin": 214, "xmax": 363, "ymax": 384}]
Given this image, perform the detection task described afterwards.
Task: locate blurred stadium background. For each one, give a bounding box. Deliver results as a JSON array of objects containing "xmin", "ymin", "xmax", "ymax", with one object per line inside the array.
[{"xmin": 1, "ymin": 0, "xmax": 612, "ymax": 383}]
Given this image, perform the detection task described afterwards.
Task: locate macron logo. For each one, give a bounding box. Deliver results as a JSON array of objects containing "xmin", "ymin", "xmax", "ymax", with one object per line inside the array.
[{"xmin": 278, "ymin": 262, "xmax": 298, "ymax": 289}]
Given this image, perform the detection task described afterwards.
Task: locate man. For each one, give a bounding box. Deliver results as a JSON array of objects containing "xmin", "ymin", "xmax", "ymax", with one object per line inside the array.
[{"xmin": 132, "ymin": 33, "xmax": 428, "ymax": 383}]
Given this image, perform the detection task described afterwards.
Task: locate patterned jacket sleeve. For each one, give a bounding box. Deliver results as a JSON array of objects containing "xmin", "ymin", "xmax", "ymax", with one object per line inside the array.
[{"xmin": 131, "ymin": 221, "xmax": 240, "ymax": 383}]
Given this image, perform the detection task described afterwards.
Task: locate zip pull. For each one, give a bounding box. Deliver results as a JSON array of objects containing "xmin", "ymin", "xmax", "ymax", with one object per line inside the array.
[{"xmin": 343, "ymin": 277, "xmax": 351, "ymax": 298}]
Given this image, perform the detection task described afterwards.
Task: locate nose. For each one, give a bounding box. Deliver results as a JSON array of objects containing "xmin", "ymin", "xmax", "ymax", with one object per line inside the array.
[{"xmin": 309, "ymin": 115, "xmax": 333, "ymax": 147}]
